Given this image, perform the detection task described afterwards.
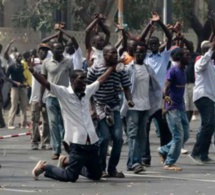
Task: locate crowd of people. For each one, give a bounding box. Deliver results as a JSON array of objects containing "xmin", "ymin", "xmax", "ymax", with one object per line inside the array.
[{"xmin": 0, "ymin": 12, "xmax": 215, "ymax": 182}]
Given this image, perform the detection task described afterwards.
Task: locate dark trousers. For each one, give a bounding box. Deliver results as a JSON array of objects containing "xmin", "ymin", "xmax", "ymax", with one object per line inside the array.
[
  {"xmin": 44, "ymin": 143, "xmax": 102, "ymax": 182},
  {"xmin": 192, "ymin": 97, "xmax": 215, "ymax": 160},
  {"xmin": 0, "ymin": 102, "xmax": 5, "ymax": 127},
  {"xmin": 142, "ymin": 109, "xmax": 172, "ymax": 163}
]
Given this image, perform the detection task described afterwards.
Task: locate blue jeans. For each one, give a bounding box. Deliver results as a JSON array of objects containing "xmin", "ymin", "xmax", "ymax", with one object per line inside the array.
[
  {"xmin": 126, "ymin": 110, "xmax": 148, "ymax": 169},
  {"xmin": 160, "ymin": 109, "xmax": 189, "ymax": 165},
  {"xmin": 44, "ymin": 143, "xmax": 102, "ymax": 182},
  {"xmin": 97, "ymin": 111, "xmax": 123, "ymax": 174},
  {"xmin": 192, "ymin": 97, "xmax": 215, "ymax": 160},
  {"xmin": 46, "ymin": 97, "xmax": 64, "ymax": 154}
]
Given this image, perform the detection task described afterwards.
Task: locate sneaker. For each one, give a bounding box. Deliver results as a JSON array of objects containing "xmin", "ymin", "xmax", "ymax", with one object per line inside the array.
[
  {"xmin": 201, "ymin": 157, "xmax": 215, "ymax": 164},
  {"xmin": 133, "ymin": 164, "xmax": 145, "ymax": 174},
  {"xmin": 142, "ymin": 160, "xmax": 151, "ymax": 167},
  {"xmin": 101, "ymin": 171, "xmax": 110, "ymax": 178},
  {"xmin": 32, "ymin": 160, "xmax": 46, "ymax": 180},
  {"xmin": 20, "ymin": 125, "xmax": 28, "ymax": 129},
  {"xmin": 51, "ymin": 154, "xmax": 60, "ymax": 160},
  {"xmin": 157, "ymin": 147, "xmax": 166, "ymax": 164},
  {"xmin": 181, "ymin": 148, "xmax": 189, "ymax": 154},
  {"xmin": 57, "ymin": 155, "xmax": 67, "ymax": 168},
  {"xmin": 188, "ymin": 154, "xmax": 203, "ymax": 165},
  {"xmin": 31, "ymin": 144, "xmax": 38, "ymax": 150},
  {"xmin": 8, "ymin": 126, "xmax": 16, "ymax": 130},
  {"xmin": 163, "ymin": 164, "xmax": 182, "ymax": 171},
  {"xmin": 109, "ymin": 171, "xmax": 125, "ymax": 178},
  {"xmin": 41, "ymin": 144, "xmax": 52, "ymax": 150}
]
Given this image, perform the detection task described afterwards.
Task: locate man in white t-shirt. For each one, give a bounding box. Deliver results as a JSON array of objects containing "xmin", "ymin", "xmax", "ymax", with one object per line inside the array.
[
  {"xmin": 30, "ymin": 44, "xmax": 51, "ymax": 150},
  {"xmin": 31, "ymin": 48, "xmax": 117, "ymax": 182}
]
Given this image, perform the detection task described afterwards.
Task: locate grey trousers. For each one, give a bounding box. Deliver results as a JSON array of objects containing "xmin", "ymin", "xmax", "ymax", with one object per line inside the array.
[{"xmin": 31, "ymin": 101, "xmax": 50, "ymax": 146}]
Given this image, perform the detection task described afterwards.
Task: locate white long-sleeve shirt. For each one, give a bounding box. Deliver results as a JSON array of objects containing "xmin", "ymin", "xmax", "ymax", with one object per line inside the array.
[{"xmin": 193, "ymin": 48, "xmax": 215, "ymax": 102}]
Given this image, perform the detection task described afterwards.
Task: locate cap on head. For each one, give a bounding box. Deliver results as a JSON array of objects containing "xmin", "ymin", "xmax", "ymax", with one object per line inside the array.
[{"xmin": 201, "ymin": 40, "xmax": 211, "ymax": 54}]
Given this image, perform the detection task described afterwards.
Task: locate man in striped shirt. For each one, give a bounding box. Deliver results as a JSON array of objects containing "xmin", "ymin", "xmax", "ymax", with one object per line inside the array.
[{"xmin": 87, "ymin": 45, "xmax": 134, "ymax": 178}]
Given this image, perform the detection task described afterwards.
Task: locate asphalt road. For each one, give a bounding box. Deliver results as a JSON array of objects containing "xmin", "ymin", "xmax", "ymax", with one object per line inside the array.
[{"xmin": 0, "ymin": 113, "xmax": 215, "ymax": 195}]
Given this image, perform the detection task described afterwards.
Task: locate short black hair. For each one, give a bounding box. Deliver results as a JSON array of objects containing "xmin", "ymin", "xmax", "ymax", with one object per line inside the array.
[
  {"xmin": 70, "ymin": 69, "xmax": 86, "ymax": 81},
  {"xmin": 148, "ymin": 36, "xmax": 160, "ymax": 44},
  {"xmin": 103, "ymin": 44, "xmax": 116, "ymax": 56},
  {"xmin": 171, "ymin": 48, "xmax": 184, "ymax": 61},
  {"xmin": 23, "ymin": 51, "xmax": 30, "ymax": 60}
]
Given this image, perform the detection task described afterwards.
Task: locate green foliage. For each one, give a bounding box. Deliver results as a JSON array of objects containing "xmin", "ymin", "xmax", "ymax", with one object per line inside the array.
[
  {"xmin": 9, "ymin": 0, "xmax": 65, "ymax": 32},
  {"xmin": 123, "ymin": 0, "xmax": 154, "ymax": 30}
]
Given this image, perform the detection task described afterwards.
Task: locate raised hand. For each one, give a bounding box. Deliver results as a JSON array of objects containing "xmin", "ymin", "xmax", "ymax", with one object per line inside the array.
[
  {"xmin": 9, "ymin": 39, "xmax": 16, "ymax": 44},
  {"xmin": 151, "ymin": 12, "xmax": 160, "ymax": 22},
  {"xmin": 173, "ymin": 22, "xmax": 182, "ymax": 33},
  {"xmin": 115, "ymin": 24, "xmax": 124, "ymax": 31}
]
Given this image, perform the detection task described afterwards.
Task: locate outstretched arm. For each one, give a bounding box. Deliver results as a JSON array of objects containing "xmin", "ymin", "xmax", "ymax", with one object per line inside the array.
[
  {"xmin": 59, "ymin": 29, "xmax": 79, "ymax": 50},
  {"xmin": 4, "ymin": 39, "xmax": 15, "ymax": 61},
  {"xmin": 151, "ymin": 12, "xmax": 172, "ymax": 50},
  {"xmin": 42, "ymin": 32, "xmax": 59, "ymax": 43},
  {"xmin": 98, "ymin": 20, "xmax": 110, "ymax": 45},
  {"xmin": 139, "ymin": 21, "xmax": 154, "ymax": 42},
  {"xmin": 85, "ymin": 16, "xmax": 101, "ymax": 51}
]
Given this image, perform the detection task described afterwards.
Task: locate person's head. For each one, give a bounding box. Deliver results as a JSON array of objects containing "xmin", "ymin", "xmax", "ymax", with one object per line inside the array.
[
  {"xmin": 103, "ymin": 45, "xmax": 118, "ymax": 66},
  {"xmin": 134, "ymin": 41, "xmax": 148, "ymax": 64},
  {"xmin": 14, "ymin": 52, "xmax": 22, "ymax": 63},
  {"xmin": 0, "ymin": 44, "xmax": 2, "ymax": 54},
  {"xmin": 148, "ymin": 36, "xmax": 160, "ymax": 53},
  {"xmin": 49, "ymin": 38, "xmax": 58, "ymax": 49},
  {"xmin": 70, "ymin": 69, "xmax": 87, "ymax": 93},
  {"xmin": 201, "ymin": 40, "xmax": 211, "ymax": 55},
  {"xmin": 52, "ymin": 42, "xmax": 64, "ymax": 59},
  {"xmin": 171, "ymin": 48, "xmax": 190, "ymax": 67},
  {"xmin": 30, "ymin": 49, "xmax": 37, "ymax": 57},
  {"xmin": 11, "ymin": 47, "xmax": 18, "ymax": 53},
  {"xmin": 65, "ymin": 39, "xmax": 75, "ymax": 55},
  {"xmin": 23, "ymin": 51, "xmax": 30, "ymax": 62},
  {"xmin": 127, "ymin": 40, "xmax": 137, "ymax": 57},
  {"xmin": 92, "ymin": 35, "xmax": 105, "ymax": 50},
  {"xmin": 38, "ymin": 43, "xmax": 50, "ymax": 60},
  {"xmin": 188, "ymin": 41, "xmax": 194, "ymax": 53}
]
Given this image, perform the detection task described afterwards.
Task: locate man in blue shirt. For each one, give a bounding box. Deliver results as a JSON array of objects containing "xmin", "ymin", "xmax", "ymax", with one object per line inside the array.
[{"xmin": 158, "ymin": 48, "xmax": 190, "ymax": 171}]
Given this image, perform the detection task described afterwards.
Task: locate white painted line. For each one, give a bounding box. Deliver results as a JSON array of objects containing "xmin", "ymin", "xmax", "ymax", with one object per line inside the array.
[
  {"xmin": 0, "ymin": 188, "xmax": 36, "ymax": 193},
  {"xmin": 124, "ymin": 173, "xmax": 215, "ymax": 183}
]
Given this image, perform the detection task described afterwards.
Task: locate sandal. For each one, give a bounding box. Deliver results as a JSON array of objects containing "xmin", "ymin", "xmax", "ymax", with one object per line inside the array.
[{"xmin": 163, "ymin": 164, "xmax": 182, "ymax": 171}]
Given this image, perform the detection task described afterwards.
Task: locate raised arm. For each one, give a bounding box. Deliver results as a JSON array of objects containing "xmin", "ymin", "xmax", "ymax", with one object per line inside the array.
[
  {"xmin": 139, "ymin": 21, "xmax": 154, "ymax": 42},
  {"xmin": 42, "ymin": 32, "xmax": 59, "ymax": 43},
  {"xmin": 98, "ymin": 19, "xmax": 110, "ymax": 46},
  {"xmin": 59, "ymin": 29, "xmax": 79, "ymax": 50},
  {"xmin": 85, "ymin": 16, "xmax": 101, "ymax": 51},
  {"xmin": 4, "ymin": 39, "xmax": 15, "ymax": 61},
  {"xmin": 209, "ymin": 18, "xmax": 215, "ymax": 42},
  {"xmin": 151, "ymin": 12, "xmax": 172, "ymax": 50},
  {"xmin": 115, "ymin": 24, "xmax": 128, "ymax": 55}
]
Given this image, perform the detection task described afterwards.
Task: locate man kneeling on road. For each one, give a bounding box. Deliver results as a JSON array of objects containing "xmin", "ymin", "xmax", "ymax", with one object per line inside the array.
[{"xmin": 31, "ymin": 45, "xmax": 134, "ymax": 182}]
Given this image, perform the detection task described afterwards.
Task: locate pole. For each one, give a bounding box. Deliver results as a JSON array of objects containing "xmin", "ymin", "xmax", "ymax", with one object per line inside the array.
[
  {"xmin": 118, "ymin": 0, "xmax": 124, "ymax": 40},
  {"xmin": 163, "ymin": 0, "xmax": 167, "ymax": 41},
  {"xmin": 163, "ymin": 0, "xmax": 167, "ymax": 25}
]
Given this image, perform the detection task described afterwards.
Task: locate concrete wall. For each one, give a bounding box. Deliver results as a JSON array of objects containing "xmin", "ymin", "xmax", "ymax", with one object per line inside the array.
[{"xmin": 0, "ymin": 27, "xmax": 198, "ymax": 54}]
